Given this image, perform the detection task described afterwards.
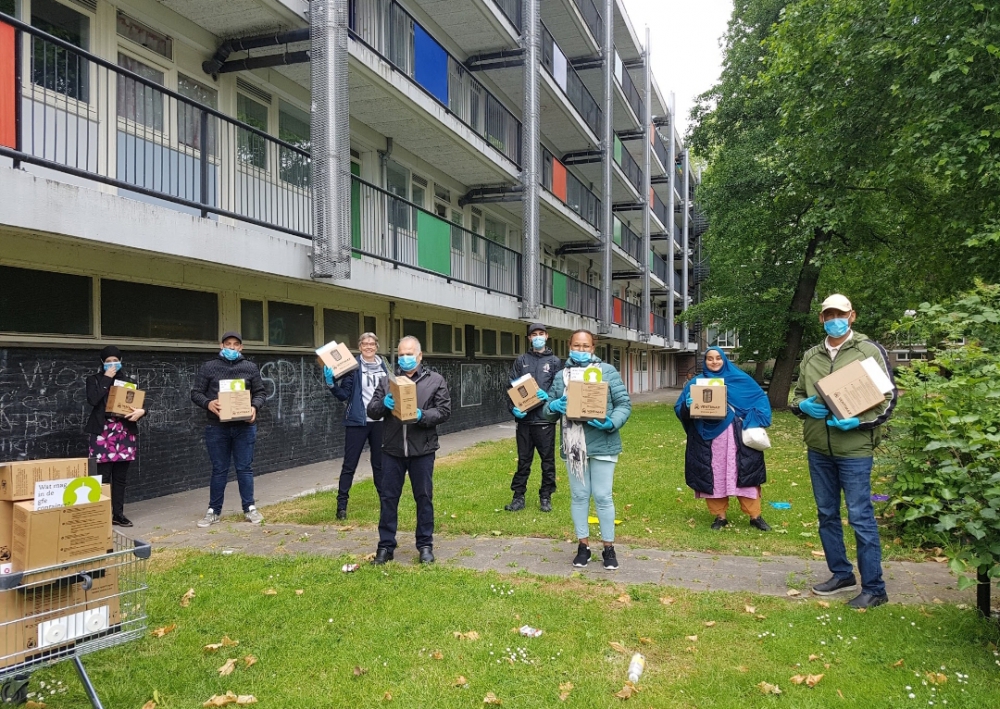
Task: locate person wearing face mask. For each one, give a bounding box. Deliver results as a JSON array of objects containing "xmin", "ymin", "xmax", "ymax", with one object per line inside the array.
[
  {"xmin": 792, "ymin": 294, "xmax": 897, "ymax": 609},
  {"xmin": 504, "ymin": 323, "xmax": 563, "ymax": 513},
  {"xmin": 326, "ymin": 332, "xmax": 390, "ymax": 520},
  {"xmin": 542, "ymin": 330, "xmax": 631, "ymax": 570},
  {"xmin": 191, "ymin": 331, "xmax": 268, "ymax": 528},
  {"xmin": 675, "ymin": 347, "xmax": 772, "ymax": 531},
  {"xmin": 85, "ymin": 346, "xmax": 146, "ymax": 527},
  {"xmin": 366, "ymin": 336, "xmax": 451, "ymax": 565}
]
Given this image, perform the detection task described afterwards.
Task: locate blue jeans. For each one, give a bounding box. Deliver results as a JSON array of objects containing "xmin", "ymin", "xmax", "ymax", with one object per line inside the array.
[
  {"xmin": 567, "ymin": 458, "xmax": 616, "ymax": 543},
  {"xmin": 205, "ymin": 424, "xmax": 257, "ymax": 513},
  {"xmin": 807, "ymin": 450, "xmax": 885, "ymax": 595}
]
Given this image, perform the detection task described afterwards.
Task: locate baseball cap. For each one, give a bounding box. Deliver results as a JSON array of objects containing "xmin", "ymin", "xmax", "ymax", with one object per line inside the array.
[
  {"xmin": 820, "ymin": 294, "xmax": 852, "ymax": 313},
  {"xmin": 221, "ymin": 330, "xmax": 243, "ymax": 343},
  {"xmin": 527, "ymin": 322, "xmax": 548, "ymax": 335}
]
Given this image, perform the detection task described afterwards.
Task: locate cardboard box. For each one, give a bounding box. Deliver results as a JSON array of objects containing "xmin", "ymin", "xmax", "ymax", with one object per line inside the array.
[
  {"xmin": 105, "ymin": 383, "xmax": 145, "ymax": 417},
  {"xmin": 388, "ymin": 375, "xmax": 419, "ymax": 423},
  {"xmin": 815, "ymin": 357, "xmax": 894, "ymax": 420},
  {"xmin": 0, "ymin": 501, "xmax": 12, "ymax": 576},
  {"xmin": 507, "ymin": 374, "xmax": 543, "ymax": 414},
  {"xmin": 690, "ymin": 385, "xmax": 728, "ymax": 418},
  {"xmin": 315, "ymin": 341, "xmax": 359, "ymax": 378},
  {"xmin": 217, "ymin": 381, "xmax": 253, "ymax": 423},
  {"xmin": 11, "ymin": 497, "xmax": 113, "ymax": 573},
  {"xmin": 566, "ymin": 380, "xmax": 609, "ymax": 421},
  {"xmin": 0, "ymin": 459, "xmax": 93, "ymax": 502}
]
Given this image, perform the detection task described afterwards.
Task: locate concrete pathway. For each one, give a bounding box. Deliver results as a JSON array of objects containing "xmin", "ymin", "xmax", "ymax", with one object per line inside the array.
[{"xmin": 121, "ymin": 389, "xmax": 971, "ymax": 607}]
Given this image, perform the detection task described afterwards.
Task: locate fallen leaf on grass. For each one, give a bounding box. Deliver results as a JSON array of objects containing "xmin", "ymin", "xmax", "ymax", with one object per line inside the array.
[
  {"xmin": 244, "ymin": 656, "xmax": 257, "ymax": 668},
  {"xmin": 786, "ymin": 589, "xmax": 801, "ymax": 597},
  {"xmin": 218, "ymin": 659, "xmax": 237, "ymax": 676},
  {"xmin": 744, "ymin": 605, "xmax": 756, "ymax": 614},
  {"xmin": 361, "ymin": 552, "xmax": 376, "ymax": 562},
  {"xmin": 150, "ymin": 624, "xmax": 176, "ymax": 638},
  {"xmin": 559, "ymin": 682, "xmax": 574, "ymax": 701},
  {"xmin": 453, "ymin": 676, "xmax": 469, "ymax": 688},
  {"xmin": 893, "ymin": 659, "xmax": 904, "ymax": 668},
  {"xmin": 837, "ymin": 689, "xmax": 845, "ymax": 699},
  {"xmin": 639, "ymin": 637, "xmax": 654, "ymax": 645},
  {"xmin": 614, "ymin": 682, "xmax": 639, "ymax": 699},
  {"xmin": 807, "ymin": 674, "xmax": 824, "ymax": 688},
  {"xmin": 704, "ymin": 621, "xmax": 716, "ymax": 627},
  {"xmin": 756, "ymin": 614, "xmax": 767, "ymax": 620},
  {"xmin": 737, "ymin": 665, "xmax": 749, "ymax": 673},
  {"xmin": 757, "ymin": 681, "xmax": 781, "ymax": 695},
  {"xmin": 816, "ymin": 601, "xmax": 830, "ymax": 608},
  {"xmin": 202, "ymin": 692, "xmax": 257, "ymax": 707},
  {"xmin": 453, "ymin": 631, "xmax": 481, "ymax": 641},
  {"xmin": 808, "ymin": 654, "xmax": 820, "ymax": 662},
  {"xmin": 609, "ymin": 641, "xmax": 629, "ymax": 654},
  {"xmin": 203, "ymin": 636, "xmax": 239, "ymax": 652},
  {"xmin": 855, "ymin": 607, "xmax": 867, "ymax": 614},
  {"xmin": 180, "ymin": 588, "xmax": 196, "ymax": 607},
  {"xmin": 431, "ymin": 650, "xmax": 444, "ymax": 660},
  {"xmin": 932, "ymin": 556, "xmax": 948, "ymax": 563},
  {"xmin": 295, "ymin": 590, "xmax": 304, "ymax": 596},
  {"xmin": 263, "ymin": 589, "xmax": 278, "ymax": 596},
  {"xmin": 382, "ymin": 692, "xmax": 392, "ymax": 701},
  {"xmin": 353, "ymin": 666, "xmax": 368, "ymax": 677},
  {"xmin": 659, "ymin": 597, "xmax": 675, "ymax": 606},
  {"xmin": 791, "ymin": 675, "xmax": 806, "ymax": 685},
  {"xmin": 25, "ymin": 703, "xmax": 46, "ymax": 709},
  {"xmin": 811, "ymin": 550, "xmax": 826, "ymax": 558},
  {"xmin": 926, "ymin": 672, "xmax": 947, "ymax": 685},
  {"xmin": 615, "ymin": 594, "xmax": 632, "ymax": 606},
  {"xmin": 483, "ymin": 692, "xmax": 502, "ymax": 704},
  {"xmin": 644, "ymin": 527, "xmax": 654, "ymax": 534},
  {"xmin": 685, "ymin": 635, "xmax": 698, "ymax": 642},
  {"xmin": 142, "ymin": 703, "xmax": 156, "ymax": 709},
  {"xmin": 625, "ymin": 504, "xmax": 633, "ymax": 510},
  {"xmin": 761, "ymin": 551, "xmax": 772, "ymax": 556}
]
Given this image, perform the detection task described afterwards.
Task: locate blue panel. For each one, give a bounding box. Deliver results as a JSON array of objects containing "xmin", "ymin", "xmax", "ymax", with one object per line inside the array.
[
  {"xmin": 117, "ymin": 132, "xmax": 217, "ymax": 218},
  {"xmin": 413, "ymin": 24, "xmax": 449, "ymax": 105}
]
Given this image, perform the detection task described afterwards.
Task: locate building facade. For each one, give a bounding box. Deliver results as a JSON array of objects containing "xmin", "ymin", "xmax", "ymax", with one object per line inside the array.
[{"xmin": 0, "ymin": 0, "xmax": 704, "ymax": 501}]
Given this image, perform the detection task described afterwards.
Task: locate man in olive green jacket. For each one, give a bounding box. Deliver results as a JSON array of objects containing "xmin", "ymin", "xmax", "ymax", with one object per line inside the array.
[{"xmin": 791, "ymin": 294, "xmax": 897, "ymax": 609}]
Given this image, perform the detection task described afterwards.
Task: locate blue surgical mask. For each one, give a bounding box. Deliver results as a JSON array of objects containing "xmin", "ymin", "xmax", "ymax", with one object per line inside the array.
[
  {"xmin": 531, "ymin": 336, "xmax": 546, "ymax": 350},
  {"xmin": 103, "ymin": 362, "xmax": 120, "ymax": 371},
  {"xmin": 569, "ymin": 350, "xmax": 592, "ymax": 365},
  {"xmin": 220, "ymin": 348, "xmax": 241, "ymax": 361},
  {"xmin": 398, "ymin": 355, "xmax": 418, "ymax": 372},
  {"xmin": 823, "ymin": 318, "xmax": 850, "ymax": 338}
]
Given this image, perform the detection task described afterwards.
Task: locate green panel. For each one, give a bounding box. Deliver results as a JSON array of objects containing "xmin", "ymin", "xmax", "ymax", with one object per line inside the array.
[
  {"xmin": 552, "ymin": 271, "xmax": 568, "ymax": 309},
  {"xmin": 613, "ymin": 218, "xmax": 622, "ymax": 246},
  {"xmin": 614, "ymin": 136, "xmax": 622, "ymax": 164},
  {"xmin": 350, "ymin": 162, "xmax": 361, "ymax": 258},
  {"xmin": 417, "ymin": 210, "xmax": 452, "ymax": 276}
]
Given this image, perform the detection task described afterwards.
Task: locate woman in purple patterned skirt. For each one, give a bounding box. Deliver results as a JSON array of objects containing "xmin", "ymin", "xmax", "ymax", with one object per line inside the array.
[{"xmin": 85, "ymin": 346, "xmax": 146, "ymax": 527}]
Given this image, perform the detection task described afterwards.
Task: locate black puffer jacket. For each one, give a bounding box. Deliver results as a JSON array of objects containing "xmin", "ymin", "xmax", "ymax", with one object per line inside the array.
[
  {"xmin": 507, "ymin": 349, "xmax": 562, "ymax": 424},
  {"xmin": 366, "ymin": 366, "xmax": 451, "ymax": 458},
  {"xmin": 676, "ymin": 403, "xmax": 766, "ymax": 494},
  {"xmin": 190, "ymin": 354, "xmax": 267, "ymax": 425},
  {"xmin": 85, "ymin": 370, "xmax": 142, "ymax": 436}
]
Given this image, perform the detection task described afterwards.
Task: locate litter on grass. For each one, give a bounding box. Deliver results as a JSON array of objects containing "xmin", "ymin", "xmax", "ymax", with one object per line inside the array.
[{"xmin": 770, "ymin": 502, "xmax": 792, "ymax": 510}]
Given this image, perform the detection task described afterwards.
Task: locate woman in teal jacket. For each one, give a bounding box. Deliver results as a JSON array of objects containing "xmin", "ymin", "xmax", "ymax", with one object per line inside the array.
[{"xmin": 544, "ymin": 329, "xmax": 632, "ymax": 570}]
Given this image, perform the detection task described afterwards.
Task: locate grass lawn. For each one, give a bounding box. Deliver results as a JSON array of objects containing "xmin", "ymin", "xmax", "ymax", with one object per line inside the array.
[
  {"xmin": 266, "ymin": 405, "xmax": 916, "ymax": 561},
  {"xmin": 29, "ymin": 552, "xmax": 1000, "ymax": 708}
]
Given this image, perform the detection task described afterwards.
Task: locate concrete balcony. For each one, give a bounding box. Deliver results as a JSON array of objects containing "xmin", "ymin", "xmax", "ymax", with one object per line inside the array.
[{"xmin": 407, "ymin": 0, "xmax": 521, "ymax": 55}]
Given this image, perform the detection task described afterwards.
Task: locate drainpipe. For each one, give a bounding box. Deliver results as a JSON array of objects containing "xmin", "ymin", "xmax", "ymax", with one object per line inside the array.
[
  {"xmin": 666, "ymin": 92, "xmax": 676, "ymax": 348},
  {"xmin": 641, "ymin": 28, "xmax": 652, "ymax": 342},
  {"xmin": 682, "ymin": 148, "xmax": 691, "ymax": 349},
  {"xmin": 598, "ymin": 0, "xmax": 614, "ymax": 335},
  {"xmin": 520, "ymin": 0, "xmax": 540, "ymax": 319},
  {"xmin": 388, "ymin": 300, "xmax": 396, "ymax": 366},
  {"xmin": 310, "ymin": 0, "xmax": 351, "ymax": 280}
]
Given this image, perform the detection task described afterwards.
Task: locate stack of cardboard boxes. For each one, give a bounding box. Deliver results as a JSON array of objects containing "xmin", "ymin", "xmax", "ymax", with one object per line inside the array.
[{"xmin": 0, "ymin": 458, "xmax": 118, "ymax": 668}]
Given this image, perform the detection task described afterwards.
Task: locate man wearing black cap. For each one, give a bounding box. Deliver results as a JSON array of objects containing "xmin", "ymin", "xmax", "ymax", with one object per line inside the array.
[
  {"xmin": 505, "ymin": 323, "xmax": 563, "ymax": 512},
  {"xmin": 191, "ymin": 331, "xmax": 267, "ymax": 527}
]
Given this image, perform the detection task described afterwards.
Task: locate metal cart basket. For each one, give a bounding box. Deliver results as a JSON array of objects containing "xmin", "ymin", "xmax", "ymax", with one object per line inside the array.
[{"xmin": 0, "ymin": 531, "xmax": 151, "ymax": 707}]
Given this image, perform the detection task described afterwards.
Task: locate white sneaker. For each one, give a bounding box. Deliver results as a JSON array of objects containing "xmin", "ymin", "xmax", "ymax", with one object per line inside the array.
[
  {"xmin": 245, "ymin": 506, "xmax": 264, "ymax": 525},
  {"xmin": 197, "ymin": 509, "xmax": 220, "ymax": 528}
]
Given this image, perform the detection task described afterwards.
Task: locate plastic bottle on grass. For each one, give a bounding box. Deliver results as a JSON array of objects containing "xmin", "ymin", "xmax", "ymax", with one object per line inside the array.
[{"xmin": 627, "ymin": 653, "xmax": 645, "ymax": 683}]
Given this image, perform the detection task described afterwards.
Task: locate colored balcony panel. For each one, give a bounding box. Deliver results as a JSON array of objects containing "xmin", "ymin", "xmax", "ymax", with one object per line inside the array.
[
  {"xmin": 552, "ymin": 270, "xmax": 568, "ymax": 309},
  {"xmin": 551, "ymin": 158, "xmax": 568, "ymax": 202},
  {"xmin": 0, "ymin": 21, "xmax": 14, "ymax": 149},
  {"xmin": 413, "ymin": 25, "xmax": 449, "ymax": 105},
  {"xmin": 613, "ymin": 297, "xmax": 623, "ymax": 325},
  {"xmin": 416, "ymin": 210, "xmax": 452, "ymax": 276}
]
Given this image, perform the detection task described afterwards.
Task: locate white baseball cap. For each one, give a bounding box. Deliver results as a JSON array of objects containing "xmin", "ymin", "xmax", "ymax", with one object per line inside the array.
[{"xmin": 820, "ymin": 294, "xmax": 853, "ymax": 313}]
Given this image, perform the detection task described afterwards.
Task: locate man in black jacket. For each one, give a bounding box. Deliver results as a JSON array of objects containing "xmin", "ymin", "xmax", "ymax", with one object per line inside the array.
[
  {"xmin": 506, "ymin": 323, "xmax": 563, "ymax": 513},
  {"xmin": 366, "ymin": 336, "xmax": 451, "ymax": 564},
  {"xmin": 190, "ymin": 331, "xmax": 267, "ymax": 528}
]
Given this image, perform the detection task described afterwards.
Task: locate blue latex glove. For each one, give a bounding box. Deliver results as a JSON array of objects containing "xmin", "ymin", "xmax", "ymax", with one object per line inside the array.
[
  {"xmin": 587, "ymin": 417, "xmax": 614, "ymax": 431},
  {"xmin": 685, "ymin": 393, "xmax": 693, "ymax": 407},
  {"xmin": 323, "ymin": 366, "xmax": 334, "ymax": 387},
  {"xmin": 416, "ymin": 408, "xmax": 423, "ymax": 422},
  {"xmin": 513, "ymin": 407, "xmax": 527, "ymax": 419},
  {"xmin": 798, "ymin": 395, "xmax": 830, "ymax": 419},
  {"xmin": 548, "ymin": 396, "xmax": 568, "ymax": 415},
  {"xmin": 827, "ymin": 415, "xmax": 860, "ymax": 431},
  {"xmin": 536, "ymin": 389, "xmax": 550, "ymax": 402},
  {"xmin": 383, "ymin": 393, "xmax": 395, "ymax": 411}
]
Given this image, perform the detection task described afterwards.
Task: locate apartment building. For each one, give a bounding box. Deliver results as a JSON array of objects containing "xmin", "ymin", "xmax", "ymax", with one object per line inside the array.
[{"xmin": 0, "ymin": 0, "xmax": 704, "ymax": 501}]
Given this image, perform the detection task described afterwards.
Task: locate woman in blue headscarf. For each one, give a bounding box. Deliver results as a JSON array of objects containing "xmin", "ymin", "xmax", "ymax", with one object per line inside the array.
[{"xmin": 675, "ymin": 347, "xmax": 773, "ymax": 531}]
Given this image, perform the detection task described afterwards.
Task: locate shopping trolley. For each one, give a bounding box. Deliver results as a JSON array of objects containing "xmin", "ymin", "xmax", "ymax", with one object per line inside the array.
[{"xmin": 0, "ymin": 531, "xmax": 151, "ymax": 707}]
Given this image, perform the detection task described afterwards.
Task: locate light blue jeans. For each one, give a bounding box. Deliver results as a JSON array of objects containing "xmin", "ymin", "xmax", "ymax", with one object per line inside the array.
[{"xmin": 567, "ymin": 458, "xmax": 617, "ymax": 542}]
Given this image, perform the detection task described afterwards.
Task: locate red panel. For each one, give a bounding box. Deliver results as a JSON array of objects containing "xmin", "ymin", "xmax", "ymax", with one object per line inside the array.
[
  {"xmin": 650, "ymin": 312, "xmax": 654, "ymax": 330},
  {"xmin": 613, "ymin": 297, "xmax": 623, "ymax": 325},
  {"xmin": 0, "ymin": 23, "xmax": 15, "ymax": 150},
  {"xmin": 650, "ymin": 123, "xmax": 655, "ymax": 146},
  {"xmin": 649, "ymin": 187, "xmax": 655, "ymax": 208},
  {"xmin": 551, "ymin": 159, "xmax": 568, "ymax": 202}
]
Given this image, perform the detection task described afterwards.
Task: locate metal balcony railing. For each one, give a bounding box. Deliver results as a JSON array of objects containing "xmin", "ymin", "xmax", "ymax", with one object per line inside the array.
[
  {"xmin": 491, "ymin": 0, "xmax": 522, "ymax": 31},
  {"xmin": 541, "ymin": 24, "xmax": 601, "ymax": 137},
  {"xmin": 540, "ymin": 264, "xmax": 600, "ymax": 319},
  {"xmin": 614, "ymin": 218, "xmax": 642, "ymax": 263},
  {"xmin": 617, "ymin": 56, "xmax": 643, "ymax": 122},
  {"xmin": 651, "ymin": 251, "xmax": 669, "ymax": 283},
  {"xmin": 651, "ymin": 128, "xmax": 668, "ymax": 170},
  {"xmin": 653, "ymin": 313, "xmax": 669, "ymax": 338},
  {"xmin": 675, "ymin": 324, "xmax": 683, "ymax": 341},
  {"xmin": 616, "ymin": 135, "xmax": 642, "ymax": 192},
  {"xmin": 573, "ymin": 0, "xmax": 603, "ymax": 42},
  {"xmin": 612, "ymin": 297, "xmax": 642, "ymax": 330},
  {"xmin": 354, "ymin": 176, "xmax": 521, "ymax": 296},
  {"xmin": 650, "ymin": 189, "xmax": 668, "ymax": 227},
  {"xmin": 350, "ymin": 0, "xmax": 521, "ymax": 165},
  {"xmin": 542, "ymin": 147, "xmax": 602, "ymax": 229}
]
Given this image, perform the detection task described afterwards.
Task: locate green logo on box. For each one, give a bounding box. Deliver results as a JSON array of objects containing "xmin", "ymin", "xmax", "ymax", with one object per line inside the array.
[{"xmin": 63, "ymin": 477, "xmax": 102, "ymax": 506}]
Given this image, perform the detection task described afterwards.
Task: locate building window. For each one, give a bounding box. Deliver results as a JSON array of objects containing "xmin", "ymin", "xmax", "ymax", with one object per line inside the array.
[
  {"xmin": 269, "ymin": 301, "xmax": 314, "ymax": 347},
  {"xmin": 0, "ymin": 266, "xmax": 92, "ymax": 335},
  {"xmin": 432, "ymin": 323, "xmax": 452, "ymax": 354},
  {"xmin": 101, "ymin": 280, "xmax": 217, "ymax": 341},
  {"xmin": 514, "ymin": 334, "xmax": 520, "ymax": 352},
  {"xmin": 177, "ymin": 74, "xmax": 218, "ymax": 152},
  {"xmin": 237, "ymin": 92, "xmax": 269, "ymax": 169},
  {"xmin": 241, "ymin": 300, "xmax": 264, "ymax": 342},
  {"xmin": 363, "ymin": 316, "xmax": 377, "ymax": 338},
  {"xmin": 500, "ymin": 331, "xmax": 514, "ymax": 356},
  {"xmin": 0, "ymin": 0, "xmax": 14, "ymax": 16},
  {"xmin": 278, "ymin": 100, "xmax": 310, "ymax": 188},
  {"xmin": 31, "ymin": 0, "xmax": 90, "ymax": 102},
  {"xmin": 454, "ymin": 326, "xmax": 463, "ymax": 353},
  {"xmin": 117, "ymin": 11, "xmax": 171, "ymax": 59},
  {"xmin": 482, "ymin": 329, "xmax": 497, "ymax": 356},
  {"xmin": 324, "ymin": 308, "xmax": 359, "ymax": 347},
  {"xmin": 434, "ymin": 184, "xmax": 451, "ymax": 203},
  {"xmin": 484, "ymin": 214, "xmax": 506, "ymax": 246},
  {"xmin": 473, "ymin": 328, "xmax": 481, "ymax": 353},
  {"xmin": 117, "ymin": 53, "xmax": 165, "ymax": 131},
  {"xmin": 402, "ymin": 319, "xmax": 427, "ymax": 349}
]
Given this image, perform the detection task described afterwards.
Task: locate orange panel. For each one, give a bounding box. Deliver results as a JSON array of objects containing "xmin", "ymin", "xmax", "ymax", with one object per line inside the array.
[
  {"xmin": 0, "ymin": 23, "xmax": 15, "ymax": 150},
  {"xmin": 650, "ymin": 312, "xmax": 654, "ymax": 330},
  {"xmin": 649, "ymin": 187, "xmax": 655, "ymax": 208},
  {"xmin": 551, "ymin": 158, "xmax": 568, "ymax": 202},
  {"xmin": 613, "ymin": 297, "xmax": 623, "ymax": 325}
]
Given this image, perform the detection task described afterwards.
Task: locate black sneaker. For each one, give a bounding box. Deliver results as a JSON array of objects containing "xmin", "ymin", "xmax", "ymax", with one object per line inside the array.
[
  {"xmin": 711, "ymin": 516, "xmax": 729, "ymax": 530},
  {"xmin": 112, "ymin": 515, "xmax": 133, "ymax": 528},
  {"xmin": 812, "ymin": 574, "xmax": 858, "ymax": 596},
  {"xmin": 539, "ymin": 496, "xmax": 552, "ymax": 513},
  {"xmin": 372, "ymin": 548, "xmax": 394, "ymax": 565},
  {"xmin": 505, "ymin": 495, "xmax": 526, "ymax": 512},
  {"xmin": 602, "ymin": 545, "xmax": 619, "ymax": 570},
  {"xmin": 418, "ymin": 546, "xmax": 435, "ymax": 564},
  {"xmin": 336, "ymin": 508, "xmax": 347, "ymax": 520},
  {"xmin": 572, "ymin": 542, "xmax": 591, "ymax": 568},
  {"xmin": 749, "ymin": 516, "xmax": 771, "ymax": 532},
  {"xmin": 847, "ymin": 592, "xmax": 889, "ymax": 609}
]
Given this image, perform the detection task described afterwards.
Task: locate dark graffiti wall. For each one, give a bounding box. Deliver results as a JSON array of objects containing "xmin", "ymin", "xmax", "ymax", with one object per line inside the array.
[{"xmin": 0, "ymin": 348, "xmax": 514, "ymax": 501}]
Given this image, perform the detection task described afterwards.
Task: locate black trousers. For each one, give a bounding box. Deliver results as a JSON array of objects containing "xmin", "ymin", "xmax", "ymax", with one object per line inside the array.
[
  {"xmin": 338, "ymin": 421, "xmax": 384, "ymax": 508},
  {"xmin": 97, "ymin": 461, "xmax": 130, "ymax": 517},
  {"xmin": 378, "ymin": 452, "xmax": 435, "ymax": 551},
  {"xmin": 512, "ymin": 422, "xmax": 557, "ymax": 498}
]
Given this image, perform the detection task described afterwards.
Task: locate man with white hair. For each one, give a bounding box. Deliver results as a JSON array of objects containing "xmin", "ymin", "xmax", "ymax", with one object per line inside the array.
[{"xmin": 366, "ymin": 336, "xmax": 451, "ymax": 564}]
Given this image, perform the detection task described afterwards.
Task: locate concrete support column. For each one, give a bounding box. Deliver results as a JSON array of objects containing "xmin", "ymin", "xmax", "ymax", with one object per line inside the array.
[
  {"xmin": 666, "ymin": 95, "xmax": 677, "ymax": 347},
  {"xmin": 682, "ymin": 149, "xmax": 691, "ymax": 348},
  {"xmin": 598, "ymin": 0, "xmax": 614, "ymax": 334},
  {"xmin": 640, "ymin": 28, "xmax": 652, "ymax": 341},
  {"xmin": 520, "ymin": 0, "xmax": 541, "ymax": 319}
]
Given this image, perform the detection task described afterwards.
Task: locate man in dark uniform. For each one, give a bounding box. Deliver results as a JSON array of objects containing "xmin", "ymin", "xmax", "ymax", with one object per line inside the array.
[{"xmin": 505, "ymin": 323, "xmax": 563, "ymax": 513}]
